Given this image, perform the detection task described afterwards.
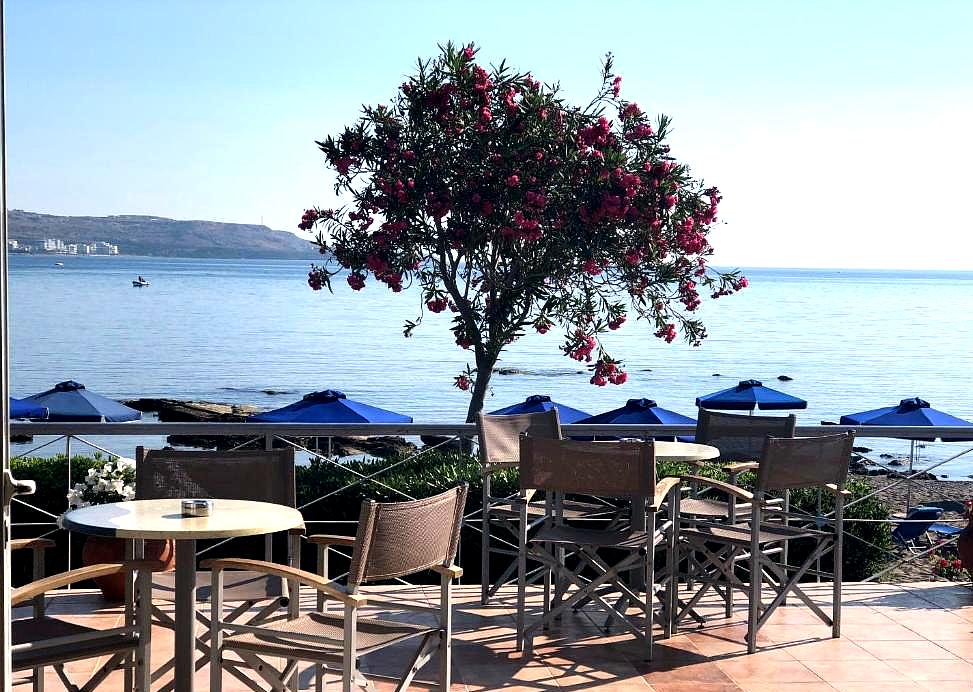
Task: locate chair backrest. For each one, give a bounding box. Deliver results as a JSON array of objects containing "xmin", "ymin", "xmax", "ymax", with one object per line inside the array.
[
  {"xmin": 347, "ymin": 484, "xmax": 468, "ymax": 586},
  {"xmin": 695, "ymin": 409, "xmax": 797, "ymax": 462},
  {"xmin": 476, "ymin": 410, "xmax": 562, "ymax": 467},
  {"xmin": 755, "ymin": 433, "xmax": 854, "ymax": 492},
  {"xmin": 519, "ymin": 436, "xmax": 655, "ymax": 498},
  {"xmin": 135, "ymin": 447, "xmax": 296, "ymax": 507},
  {"xmin": 892, "ymin": 506, "xmax": 944, "ymax": 544}
]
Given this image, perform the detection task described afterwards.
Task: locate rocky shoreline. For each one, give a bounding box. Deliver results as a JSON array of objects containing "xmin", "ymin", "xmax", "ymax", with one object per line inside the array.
[{"xmin": 123, "ymin": 398, "xmax": 416, "ymax": 457}]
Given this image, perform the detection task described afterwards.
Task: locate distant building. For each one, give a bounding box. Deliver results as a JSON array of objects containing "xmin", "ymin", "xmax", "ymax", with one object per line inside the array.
[{"xmin": 7, "ymin": 239, "xmax": 17, "ymax": 250}]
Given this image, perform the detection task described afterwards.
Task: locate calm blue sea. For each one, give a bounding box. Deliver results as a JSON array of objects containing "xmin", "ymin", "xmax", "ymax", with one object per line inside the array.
[{"xmin": 8, "ymin": 255, "xmax": 973, "ymax": 477}]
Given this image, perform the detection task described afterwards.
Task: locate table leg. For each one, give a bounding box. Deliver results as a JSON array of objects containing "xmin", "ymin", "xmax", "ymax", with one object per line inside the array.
[{"xmin": 174, "ymin": 539, "xmax": 197, "ymax": 692}]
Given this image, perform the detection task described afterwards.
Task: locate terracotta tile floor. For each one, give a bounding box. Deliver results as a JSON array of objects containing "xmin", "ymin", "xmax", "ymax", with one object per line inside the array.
[{"xmin": 12, "ymin": 581, "xmax": 973, "ymax": 691}]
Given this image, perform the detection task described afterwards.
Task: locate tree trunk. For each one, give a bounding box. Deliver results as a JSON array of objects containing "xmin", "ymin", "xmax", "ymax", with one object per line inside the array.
[{"xmin": 465, "ymin": 352, "xmax": 497, "ymax": 422}]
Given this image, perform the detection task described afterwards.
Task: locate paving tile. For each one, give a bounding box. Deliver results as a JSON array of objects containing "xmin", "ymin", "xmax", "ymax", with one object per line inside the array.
[
  {"xmin": 856, "ymin": 638, "xmax": 958, "ymax": 660},
  {"xmin": 715, "ymin": 657, "xmax": 821, "ymax": 683},
  {"xmin": 801, "ymin": 658, "xmax": 911, "ymax": 683},
  {"xmin": 782, "ymin": 638, "xmax": 876, "ymax": 661},
  {"xmin": 883, "ymin": 657, "xmax": 973, "ymax": 682}
]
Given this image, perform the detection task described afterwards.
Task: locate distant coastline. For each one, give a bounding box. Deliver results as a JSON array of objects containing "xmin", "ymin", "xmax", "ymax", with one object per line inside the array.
[{"xmin": 7, "ymin": 209, "xmax": 318, "ymax": 260}]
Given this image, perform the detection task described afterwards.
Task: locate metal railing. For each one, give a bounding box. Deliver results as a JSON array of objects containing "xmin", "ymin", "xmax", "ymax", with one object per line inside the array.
[{"xmin": 8, "ymin": 421, "xmax": 973, "ymax": 584}]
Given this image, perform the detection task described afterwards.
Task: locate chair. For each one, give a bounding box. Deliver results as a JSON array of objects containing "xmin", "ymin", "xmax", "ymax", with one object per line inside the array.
[
  {"xmin": 475, "ymin": 410, "xmax": 561, "ymax": 605},
  {"xmin": 135, "ymin": 447, "xmax": 302, "ymax": 690},
  {"xmin": 11, "ymin": 560, "xmax": 162, "ymax": 692},
  {"xmin": 516, "ymin": 437, "xmax": 680, "ymax": 661},
  {"xmin": 674, "ymin": 432, "xmax": 855, "ymax": 653},
  {"xmin": 891, "ymin": 505, "xmax": 944, "ymax": 550},
  {"xmin": 206, "ymin": 484, "xmax": 468, "ymax": 692},
  {"xmin": 684, "ymin": 409, "xmax": 797, "ymax": 519}
]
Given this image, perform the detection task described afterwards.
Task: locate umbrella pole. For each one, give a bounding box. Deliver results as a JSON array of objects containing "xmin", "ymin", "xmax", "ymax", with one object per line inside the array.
[
  {"xmin": 906, "ymin": 439, "xmax": 915, "ymax": 513},
  {"xmin": 65, "ymin": 435, "xmax": 72, "ymax": 581}
]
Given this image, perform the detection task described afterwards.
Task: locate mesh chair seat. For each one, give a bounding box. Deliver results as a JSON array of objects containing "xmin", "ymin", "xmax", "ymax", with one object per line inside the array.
[
  {"xmin": 491, "ymin": 497, "xmax": 615, "ymax": 519},
  {"xmin": 153, "ymin": 569, "xmax": 284, "ymax": 603},
  {"xmin": 532, "ymin": 523, "xmax": 664, "ymax": 550},
  {"xmin": 223, "ymin": 611, "xmax": 435, "ymax": 663},
  {"xmin": 681, "ymin": 522, "xmax": 823, "ymax": 546},
  {"xmin": 679, "ymin": 497, "xmax": 733, "ymax": 518},
  {"xmin": 12, "ymin": 617, "xmax": 136, "ymax": 669}
]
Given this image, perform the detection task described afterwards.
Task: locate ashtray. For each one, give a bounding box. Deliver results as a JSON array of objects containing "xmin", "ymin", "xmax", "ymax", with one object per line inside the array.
[{"xmin": 181, "ymin": 499, "xmax": 213, "ymax": 517}]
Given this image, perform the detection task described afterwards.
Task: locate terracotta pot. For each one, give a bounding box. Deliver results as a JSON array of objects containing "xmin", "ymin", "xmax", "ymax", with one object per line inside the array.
[
  {"xmin": 958, "ymin": 508, "xmax": 973, "ymax": 576},
  {"xmin": 81, "ymin": 536, "xmax": 175, "ymax": 601}
]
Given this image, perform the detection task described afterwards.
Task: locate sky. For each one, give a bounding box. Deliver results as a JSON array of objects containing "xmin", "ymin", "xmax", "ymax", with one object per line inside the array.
[{"xmin": 4, "ymin": 0, "xmax": 972, "ymax": 270}]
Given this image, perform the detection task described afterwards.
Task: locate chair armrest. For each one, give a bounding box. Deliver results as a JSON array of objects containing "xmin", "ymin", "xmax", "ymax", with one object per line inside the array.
[
  {"xmin": 11, "ymin": 560, "xmax": 164, "ymax": 607},
  {"xmin": 650, "ymin": 477, "xmax": 681, "ymax": 512},
  {"xmin": 10, "ymin": 538, "xmax": 56, "ymax": 552},
  {"xmin": 307, "ymin": 534, "xmax": 356, "ymax": 548},
  {"xmin": 723, "ymin": 462, "xmax": 759, "ymax": 474},
  {"xmin": 201, "ymin": 558, "xmax": 367, "ymax": 606},
  {"xmin": 681, "ymin": 475, "xmax": 754, "ymax": 502},
  {"xmin": 431, "ymin": 564, "xmax": 463, "ymax": 579},
  {"xmin": 825, "ymin": 483, "xmax": 852, "ymax": 496}
]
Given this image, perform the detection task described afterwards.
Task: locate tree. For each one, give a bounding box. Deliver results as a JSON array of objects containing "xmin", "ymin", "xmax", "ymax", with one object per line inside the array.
[{"xmin": 301, "ymin": 43, "xmax": 747, "ymax": 421}]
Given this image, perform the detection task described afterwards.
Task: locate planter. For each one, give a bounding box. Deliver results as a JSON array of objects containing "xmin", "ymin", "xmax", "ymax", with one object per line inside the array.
[
  {"xmin": 81, "ymin": 536, "xmax": 175, "ymax": 601},
  {"xmin": 959, "ymin": 511, "xmax": 973, "ymax": 577}
]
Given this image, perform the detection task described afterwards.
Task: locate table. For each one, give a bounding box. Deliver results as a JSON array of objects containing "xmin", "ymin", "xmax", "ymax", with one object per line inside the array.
[
  {"xmin": 652, "ymin": 440, "xmax": 719, "ymax": 464},
  {"xmin": 60, "ymin": 498, "xmax": 305, "ymax": 692}
]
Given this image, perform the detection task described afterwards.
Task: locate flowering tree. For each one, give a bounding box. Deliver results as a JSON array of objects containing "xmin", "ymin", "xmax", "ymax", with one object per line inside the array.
[{"xmin": 301, "ymin": 43, "xmax": 746, "ymax": 420}]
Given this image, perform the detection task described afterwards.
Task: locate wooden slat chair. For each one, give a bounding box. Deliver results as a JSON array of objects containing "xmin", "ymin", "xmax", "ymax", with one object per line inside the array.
[
  {"xmin": 673, "ymin": 432, "xmax": 855, "ymax": 653},
  {"xmin": 206, "ymin": 484, "xmax": 468, "ymax": 692},
  {"xmin": 11, "ymin": 560, "xmax": 163, "ymax": 692},
  {"xmin": 475, "ymin": 410, "xmax": 618, "ymax": 605},
  {"xmin": 515, "ymin": 437, "xmax": 680, "ymax": 662},
  {"xmin": 135, "ymin": 447, "xmax": 303, "ymax": 691}
]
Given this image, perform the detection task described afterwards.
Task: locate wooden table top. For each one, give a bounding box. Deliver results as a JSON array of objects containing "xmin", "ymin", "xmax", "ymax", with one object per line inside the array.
[
  {"xmin": 652, "ymin": 440, "xmax": 719, "ymax": 463},
  {"xmin": 60, "ymin": 498, "xmax": 304, "ymax": 540}
]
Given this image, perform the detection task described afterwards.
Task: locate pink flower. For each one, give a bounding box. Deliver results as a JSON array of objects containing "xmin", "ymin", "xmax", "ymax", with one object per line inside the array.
[
  {"xmin": 506, "ymin": 174, "xmax": 520, "ymax": 187},
  {"xmin": 463, "ymin": 46, "xmax": 475, "ymax": 61},
  {"xmin": 481, "ymin": 200, "xmax": 494, "ymax": 215},
  {"xmin": 346, "ymin": 273, "xmax": 365, "ymax": 291},
  {"xmin": 608, "ymin": 315, "xmax": 626, "ymax": 330},
  {"xmin": 454, "ymin": 374, "xmax": 472, "ymax": 391},
  {"xmin": 611, "ymin": 76, "xmax": 622, "ymax": 97},
  {"xmin": 582, "ymin": 259, "xmax": 600, "ymax": 275},
  {"xmin": 426, "ymin": 297, "xmax": 449, "ymax": 313}
]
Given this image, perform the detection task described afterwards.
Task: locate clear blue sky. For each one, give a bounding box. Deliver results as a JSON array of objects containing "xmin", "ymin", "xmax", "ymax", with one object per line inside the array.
[{"xmin": 5, "ymin": 0, "xmax": 971, "ymax": 269}]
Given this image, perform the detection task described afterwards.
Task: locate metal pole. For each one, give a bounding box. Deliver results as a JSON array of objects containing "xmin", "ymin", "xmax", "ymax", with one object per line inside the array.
[
  {"xmin": 65, "ymin": 435, "xmax": 72, "ymax": 573},
  {"xmin": 0, "ymin": 0, "xmax": 14, "ymax": 686},
  {"xmin": 906, "ymin": 439, "xmax": 915, "ymax": 513}
]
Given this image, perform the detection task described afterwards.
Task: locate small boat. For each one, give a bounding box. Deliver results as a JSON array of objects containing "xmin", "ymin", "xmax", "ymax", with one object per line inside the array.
[
  {"xmin": 54, "ymin": 262, "xmax": 64, "ymax": 268},
  {"xmin": 132, "ymin": 278, "xmax": 150, "ymax": 287}
]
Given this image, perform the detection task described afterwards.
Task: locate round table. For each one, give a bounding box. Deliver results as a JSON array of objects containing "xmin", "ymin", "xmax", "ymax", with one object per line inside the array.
[
  {"xmin": 61, "ymin": 498, "xmax": 305, "ymax": 692},
  {"xmin": 653, "ymin": 440, "xmax": 719, "ymax": 464}
]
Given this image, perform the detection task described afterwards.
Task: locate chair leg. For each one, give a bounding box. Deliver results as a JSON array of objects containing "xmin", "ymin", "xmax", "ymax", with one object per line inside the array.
[
  {"xmin": 481, "ymin": 475, "xmax": 491, "ymax": 605},
  {"xmin": 210, "ymin": 568, "xmax": 224, "ymax": 692},
  {"xmin": 342, "ymin": 602, "xmax": 359, "ymax": 692},
  {"xmin": 440, "ymin": 574, "xmax": 453, "ymax": 691},
  {"xmin": 516, "ymin": 502, "xmax": 528, "ymax": 652}
]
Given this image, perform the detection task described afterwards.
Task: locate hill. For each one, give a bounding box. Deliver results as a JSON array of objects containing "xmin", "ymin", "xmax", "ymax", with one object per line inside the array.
[{"xmin": 8, "ymin": 210, "xmax": 319, "ymax": 259}]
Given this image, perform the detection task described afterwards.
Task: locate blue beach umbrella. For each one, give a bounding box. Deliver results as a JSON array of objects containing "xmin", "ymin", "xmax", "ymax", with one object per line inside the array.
[
  {"xmin": 489, "ymin": 394, "xmax": 591, "ymax": 424},
  {"xmin": 250, "ymin": 389, "xmax": 413, "ymax": 423},
  {"xmin": 696, "ymin": 379, "xmax": 807, "ymax": 412},
  {"xmin": 579, "ymin": 398, "xmax": 696, "ymax": 426},
  {"xmin": 576, "ymin": 398, "xmax": 696, "ymax": 441},
  {"xmin": 10, "ymin": 396, "xmax": 48, "ymax": 420},
  {"xmin": 839, "ymin": 398, "xmax": 973, "ymax": 442},
  {"xmin": 24, "ymin": 381, "xmax": 141, "ymax": 422}
]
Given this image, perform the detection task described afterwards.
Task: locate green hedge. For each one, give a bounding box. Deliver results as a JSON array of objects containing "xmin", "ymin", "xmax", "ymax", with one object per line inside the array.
[{"xmin": 9, "ymin": 451, "xmax": 891, "ymax": 586}]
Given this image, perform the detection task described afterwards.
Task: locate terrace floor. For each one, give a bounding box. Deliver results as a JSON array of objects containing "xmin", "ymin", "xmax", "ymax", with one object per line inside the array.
[{"xmin": 13, "ymin": 581, "xmax": 973, "ymax": 692}]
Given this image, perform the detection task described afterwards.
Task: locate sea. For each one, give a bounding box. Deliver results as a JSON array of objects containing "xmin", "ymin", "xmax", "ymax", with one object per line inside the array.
[{"xmin": 8, "ymin": 255, "xmax": 973, "ymax": 477}]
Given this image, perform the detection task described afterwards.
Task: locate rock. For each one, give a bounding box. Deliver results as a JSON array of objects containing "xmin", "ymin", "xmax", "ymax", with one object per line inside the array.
[
  {"xmin": 777, "ymin": 375, "xmax": 793, "ymax": 381},
  {"xmin": 494, "ymin": 367, "xmax": 528, "ymax": 376},
  {"xmin": 888, "ymin": 459, "xmax": 903, "ymax": 466},
  {"xmin": 866, "ymin": 468, "xmax": 888, "ymax": 476},
  {"xmin": 853, "ymin": 446, "xmax": 872, "ymax": 453},
  {"xmin": 880, "ymin": 453, "xmax": 894, "ymax": 459},
  {"xmin": 420, "ymin": 435, "xmax": 474, "ymax": 453},
  {"xmin": 125, "ymin": 398, "xmax": 256, "ymax": 423},
  {"xmin": 642, "ymin": 368, "xmax": 653, "ymax": 372},
  {"xmin": 166, "ymin": 433, "xmax": 415, "ymax": 458},
  {"xmin": 10, "ymin": 433, "xmax": 32, "ymax": 444},
  {"xmin": 712, "ymin": 373, "xmax": 721, "ymax": 377}
]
